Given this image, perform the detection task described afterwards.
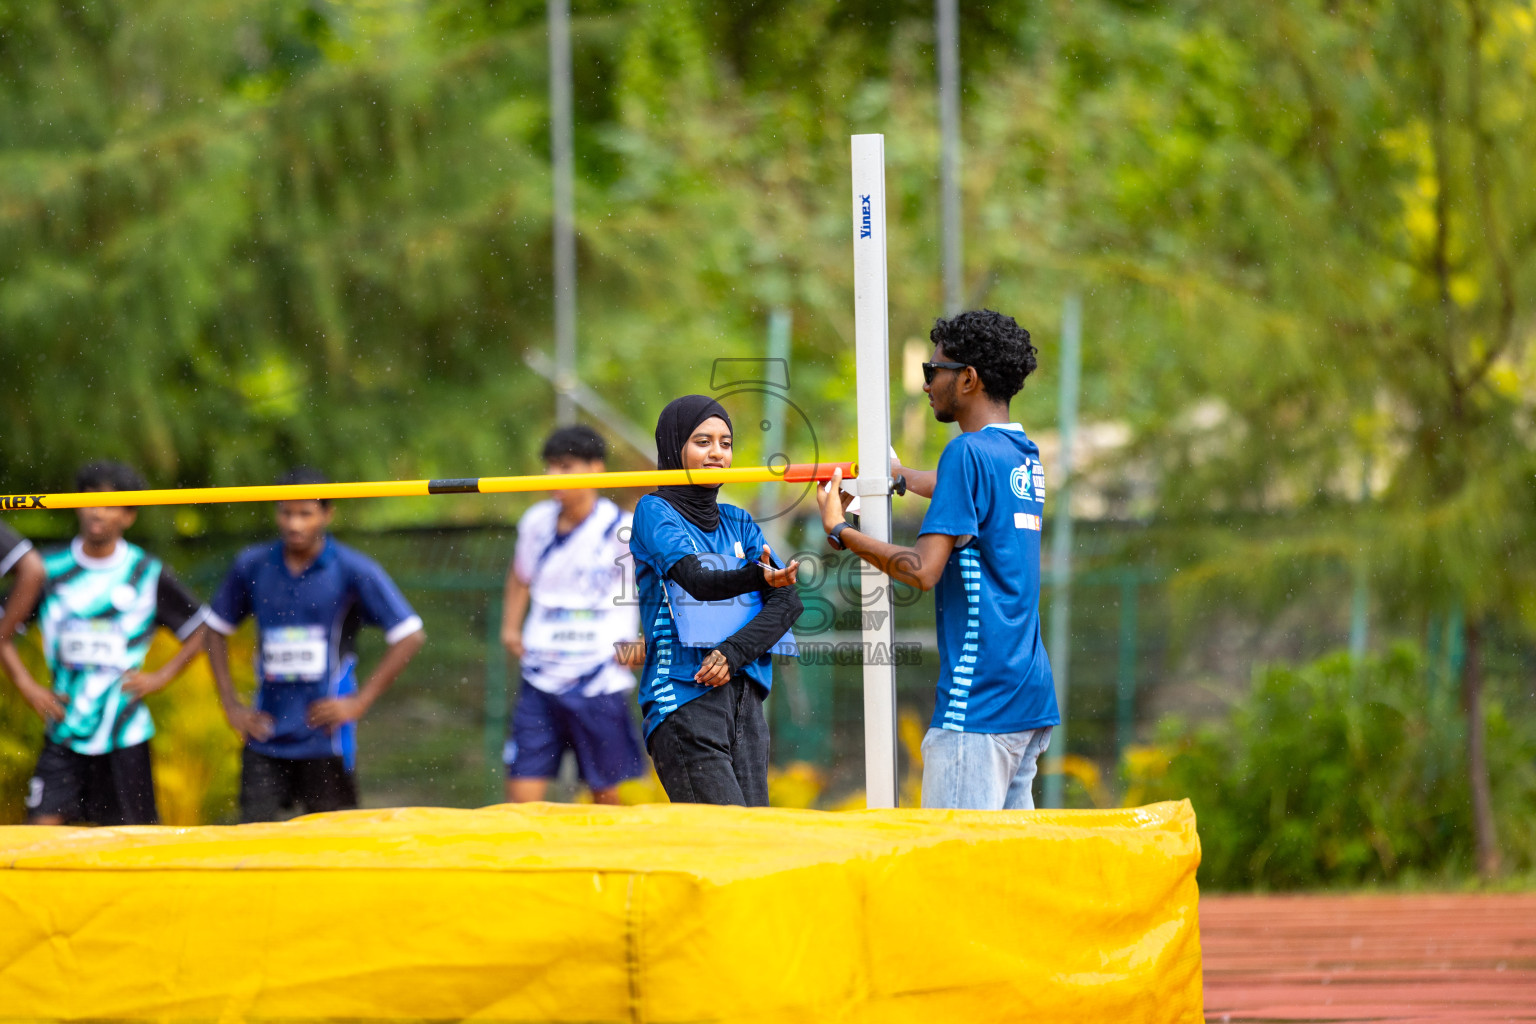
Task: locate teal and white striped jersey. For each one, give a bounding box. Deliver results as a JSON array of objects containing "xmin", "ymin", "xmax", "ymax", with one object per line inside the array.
[{"xmin": 38, "ymin": 538, "xmax": 207, "ymax": 754}]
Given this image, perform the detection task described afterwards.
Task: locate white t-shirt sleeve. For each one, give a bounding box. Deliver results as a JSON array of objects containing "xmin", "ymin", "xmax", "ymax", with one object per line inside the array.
[{"xmin": 511, "ymin": 502, "xmax": 556, "ymax": 586}]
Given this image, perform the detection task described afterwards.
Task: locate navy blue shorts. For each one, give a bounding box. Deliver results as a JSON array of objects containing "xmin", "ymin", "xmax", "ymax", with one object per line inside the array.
[{"xmin": 504, "ymin": 680, "xmax": 644, "ymax": 791}]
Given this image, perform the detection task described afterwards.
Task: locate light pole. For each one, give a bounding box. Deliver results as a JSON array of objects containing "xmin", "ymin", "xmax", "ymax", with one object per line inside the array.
[
  {"xmin": 549, "ymin": 0, "xmax": 576, "ymax": 425},
  {"xmin": 1043, "ymin": 292, "xmax": 1081, "ymax": 809},
  {"xmin": 936, "ymin": 0, "xmax": 962, "ymax": 315}
]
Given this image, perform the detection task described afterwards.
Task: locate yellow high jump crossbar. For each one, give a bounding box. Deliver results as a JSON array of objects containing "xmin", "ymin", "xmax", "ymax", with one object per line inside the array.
[{"xmin": 0, "ymin": 462, "xmax": 856, "ymax": 513}]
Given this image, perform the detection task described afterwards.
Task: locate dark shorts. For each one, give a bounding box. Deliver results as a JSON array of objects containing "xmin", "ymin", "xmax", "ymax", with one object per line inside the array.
[
  {"xmin": 27, "ymin": 740, "xmax": 159, "ymax": 826},
  {"xmin": 504, "ymin": 680, "xmax": 644, "ymax": 792},
  {"xmin": 239, "ymin": 748, "xmax": 358, "ymax": 823}
]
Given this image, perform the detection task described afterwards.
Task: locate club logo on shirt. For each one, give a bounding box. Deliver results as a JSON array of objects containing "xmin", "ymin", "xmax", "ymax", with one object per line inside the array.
[
  {"xmin": 110, "ymin": 584, "xmax": 140, "ymax": 611},
  {"xmin": 1009, "ymin": 464, "xmax": 1033, "ymax": 501}
]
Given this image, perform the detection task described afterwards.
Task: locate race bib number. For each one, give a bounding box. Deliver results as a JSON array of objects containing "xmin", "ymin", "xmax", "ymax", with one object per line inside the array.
[
  {"xmin": 262, "ymin": 626, "xmax": 328, "ymax": 682},
  {"xmin": 58, "ymin": 620, "xmax": 128, "ymax": 669},
  {"xmin": 523, "ymin": 605, "xmax": 627, "ymax": 661}
]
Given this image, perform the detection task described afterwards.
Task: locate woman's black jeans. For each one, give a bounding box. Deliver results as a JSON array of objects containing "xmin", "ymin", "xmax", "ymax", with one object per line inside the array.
[{"xmin": 646, "ymin": 676, "xmax": 770, "ymax": 806}]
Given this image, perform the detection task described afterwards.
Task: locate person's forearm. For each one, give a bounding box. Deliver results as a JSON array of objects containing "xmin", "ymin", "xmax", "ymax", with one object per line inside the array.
[
  {"xmin": 839, "ymin": 530, "xmax": 940, "ymax": 591},
  {"xmin": 0, "ymin": 639, "xmax": 38, "ymax": 689},
  {"xmin": 355, "ymin": 629, "xmax": 425, "ymax": 711},
  {"xmin": 666, "ymin": 555, "xmax": 765, "ymax": 601},
  {"xmin": 158, "ymin": 625, "xmax": 208, "ymax": 681},
  {"xmin": 502, "ymin": 573, "xmax": 530, "ymax": 638},
  {"xmin": 206, "ymin": 631, "xmax": 245, "ymax": 710},
  {"xmin": 0, "ymin": 550, "xmax": 45, "ymax": 644},
  {"xmin": 895, "ymin": 467, "xmax": 937, "ymax": 499},
  {"xmin": 819, "ymin": 466, "xmax": 951, "ymax": 591},
  {"xmin": 615, "ymin": 636, "xmax": 645, "ymax": 667}
]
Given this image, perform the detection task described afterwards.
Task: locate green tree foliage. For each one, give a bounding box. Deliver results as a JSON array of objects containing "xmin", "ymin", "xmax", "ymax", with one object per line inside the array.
[
  {"xmin": 1136, "ymin": 646, "xmax": 1536, "ymax": 889},
  {"xmin": 1026, "ymin": 0, "xmax": 1536, "ymax": 598},
  {"xmin": 3, "ymin": 1, "xmax": 560, "ymax": 531},
  {"xmin": 7, "ymin": 1, "xmax": 1532, "ymax": 534},
  {"xmin": 0, "ymin": 0, "xmax": 1029, "ymax": 530}
]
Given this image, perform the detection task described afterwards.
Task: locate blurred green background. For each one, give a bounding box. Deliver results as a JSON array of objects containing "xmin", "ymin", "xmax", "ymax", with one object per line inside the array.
[{"xmin": 3, "ymin": 0, "xmax": 1535, "ymax": 888}]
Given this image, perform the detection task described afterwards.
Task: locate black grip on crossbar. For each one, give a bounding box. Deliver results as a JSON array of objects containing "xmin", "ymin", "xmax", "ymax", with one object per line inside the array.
[{"xmin": 427, "ymin": 479, "xmax": 481, "ymax": 494}]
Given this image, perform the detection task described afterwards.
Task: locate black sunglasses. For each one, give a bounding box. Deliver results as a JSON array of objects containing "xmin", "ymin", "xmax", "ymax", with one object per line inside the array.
[{"xmin": 921, "ymin": 361, "xmax": 969, "ymax": 385}]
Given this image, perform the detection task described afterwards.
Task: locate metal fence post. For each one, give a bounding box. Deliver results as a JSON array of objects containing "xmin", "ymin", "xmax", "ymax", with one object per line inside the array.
[
  {"xmin": 1115, "ymin": 571, "xmax": 1139, "ymax": 767},
  {"xmin": 484, "ymin": 595, "xmax": 508, "ymax": 805},
  {"xmin": 1043, "ymin": 292, "xmax": 1081, "ymax": 808}
]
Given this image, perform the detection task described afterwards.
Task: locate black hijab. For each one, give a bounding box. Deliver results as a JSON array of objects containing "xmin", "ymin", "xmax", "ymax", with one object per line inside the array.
[{"xmin": 654, "ymin": 394, "xmax": 733, "ymax": 532}]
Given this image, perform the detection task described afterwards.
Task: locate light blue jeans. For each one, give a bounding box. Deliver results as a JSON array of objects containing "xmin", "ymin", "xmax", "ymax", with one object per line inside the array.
[{"xmin": 920, "ymin": 726, "xmax": 1054, "ymax": 810}]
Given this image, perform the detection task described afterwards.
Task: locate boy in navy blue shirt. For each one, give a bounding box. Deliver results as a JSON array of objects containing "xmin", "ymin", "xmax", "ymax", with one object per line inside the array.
[
  {"xmin": 816, "ymin": 310, "xmax": 1059, "ymax": 809},
  {"xmin": 206, "ymin": 469, "xmax": 426, "ymax": 821}
]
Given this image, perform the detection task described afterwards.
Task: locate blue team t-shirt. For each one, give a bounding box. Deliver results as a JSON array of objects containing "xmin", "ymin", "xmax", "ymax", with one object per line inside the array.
[
  {"xmin": 207, "ymin": 537, "xmax": 423, "ymax": 766},
  {"xmin": 919, "ymin": 423, "xmax": 1059, "ymax": 734},
  {"xmin": 628, "ymin": 495, "xmax": 776, "ymax": 738}
]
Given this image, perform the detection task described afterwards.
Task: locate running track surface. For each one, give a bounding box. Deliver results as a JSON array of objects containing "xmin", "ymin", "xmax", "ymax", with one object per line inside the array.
[{"xmin": 1201, "ymin": 893, "xmax": 1536, "ymax": 1023}]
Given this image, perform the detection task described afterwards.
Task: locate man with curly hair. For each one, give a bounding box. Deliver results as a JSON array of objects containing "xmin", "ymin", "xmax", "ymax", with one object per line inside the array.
[{"xmin": 816, "ymin": 309, "xmax": 1059, "ymax": 809}]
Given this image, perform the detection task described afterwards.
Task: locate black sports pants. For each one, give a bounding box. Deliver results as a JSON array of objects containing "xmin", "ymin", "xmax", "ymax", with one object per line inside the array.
[{"xmin": 646, "ymin": 676, "xmax": 770, "ymax": 806}]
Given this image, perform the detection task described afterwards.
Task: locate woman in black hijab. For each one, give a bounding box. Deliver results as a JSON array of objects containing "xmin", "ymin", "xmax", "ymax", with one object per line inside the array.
[
  {"xmin": 651, "ymin": 394, "xmax": 730, "ymax": 530},
  {"xmin": 627, "ymin": 396, "xmax": 804, "ymax": 805}
]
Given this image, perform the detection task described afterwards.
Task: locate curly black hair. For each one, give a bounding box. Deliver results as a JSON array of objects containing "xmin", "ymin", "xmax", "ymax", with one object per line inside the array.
[
  {"xmin": 929, "ymin": 309, "xmax": 1038, "ymax": 403},
  {"xmin": 541, "ymin": 424, "xmax": 607, "ymax": 463},
  {"xmin": 277, "ymin": 466, "xmax": 332, "ymax": 508},
  {"xmin": 75, "ymin": 460, "xmax": 146, "ymax": 493}
]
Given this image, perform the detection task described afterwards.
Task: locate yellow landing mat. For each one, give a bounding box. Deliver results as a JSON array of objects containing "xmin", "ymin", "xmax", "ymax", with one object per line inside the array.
[{"xmin": 0, "ymin": 800, "xmax": 1202, "ymax": 1023}]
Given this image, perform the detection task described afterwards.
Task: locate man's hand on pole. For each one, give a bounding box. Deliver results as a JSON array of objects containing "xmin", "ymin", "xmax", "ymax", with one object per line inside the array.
[{"xmin": 816, "ymin": 467, "xmax": 856, "ymax": 536}]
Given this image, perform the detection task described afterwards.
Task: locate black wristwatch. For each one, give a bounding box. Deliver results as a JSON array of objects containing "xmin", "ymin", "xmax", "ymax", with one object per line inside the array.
[{"xmin": 827, "ymin": 522, "xmax": 852, "ymax": 550}]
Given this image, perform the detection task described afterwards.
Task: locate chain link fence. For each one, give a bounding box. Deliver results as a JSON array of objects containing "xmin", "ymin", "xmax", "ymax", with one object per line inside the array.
[{"xmin": 6, "ymin": 513, "xmax": 1521, "ymax": 818}]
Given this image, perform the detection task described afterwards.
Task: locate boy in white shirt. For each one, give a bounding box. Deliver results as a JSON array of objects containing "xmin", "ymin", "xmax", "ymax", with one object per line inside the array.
[{"xmin": 501, "ymin": 426, "xmax": 644, "ymax": 804}]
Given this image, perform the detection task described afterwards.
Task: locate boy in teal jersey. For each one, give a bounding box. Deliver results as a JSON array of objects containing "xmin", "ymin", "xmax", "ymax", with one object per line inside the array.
[{"xmin": 17, "ymin": 462, "xmax": 210, "ymax": 826}]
